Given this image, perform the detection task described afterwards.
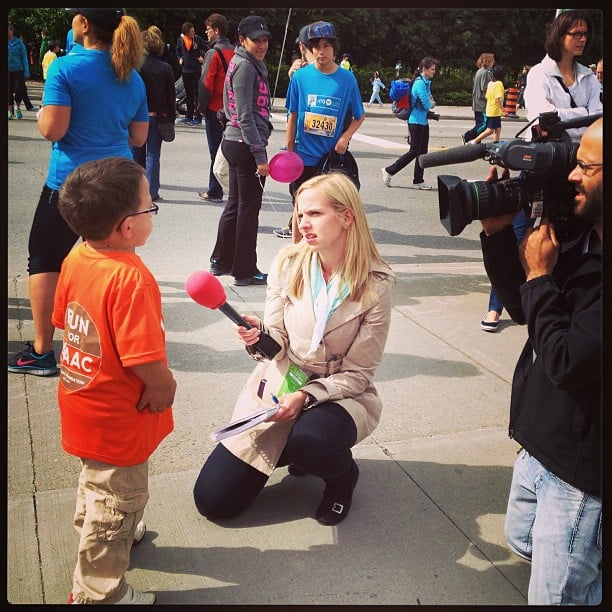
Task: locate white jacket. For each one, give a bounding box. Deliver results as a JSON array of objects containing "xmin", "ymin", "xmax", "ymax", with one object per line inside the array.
[{"xmin": 524, "ymin": 54, "xmax": 602, "ymax": 141}]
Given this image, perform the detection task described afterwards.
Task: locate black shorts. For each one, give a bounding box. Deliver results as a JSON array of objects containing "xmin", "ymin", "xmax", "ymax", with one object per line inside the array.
[{"xmin": 27, "ymin": 185, "xmax": 79, "ymax": 275}]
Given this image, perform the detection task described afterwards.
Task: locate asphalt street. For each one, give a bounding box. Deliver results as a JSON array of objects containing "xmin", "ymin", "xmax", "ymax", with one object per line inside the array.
[{"xmin": 7, "ymin": 80, "xmax": 533, "ymax": 605}]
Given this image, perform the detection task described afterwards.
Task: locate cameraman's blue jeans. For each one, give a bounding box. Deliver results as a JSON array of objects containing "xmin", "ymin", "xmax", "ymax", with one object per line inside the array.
[
  {"xmin": 504, "ymin": 450, "xmax": 602, "ymax": 605},
  {"xmin": 488, "ymin": 209, "xmax": 535, "ymax": 313}
]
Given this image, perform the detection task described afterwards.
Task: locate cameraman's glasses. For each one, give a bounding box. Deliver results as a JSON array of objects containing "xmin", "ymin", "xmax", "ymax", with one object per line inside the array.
[{"xmin": 575, "ymin": 160, "xmax": 603, "ymax": 176}]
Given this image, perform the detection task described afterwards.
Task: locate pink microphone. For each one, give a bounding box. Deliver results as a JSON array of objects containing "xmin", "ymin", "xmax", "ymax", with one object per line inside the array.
[
  {"xmin": 186, "ymin": 270, "xmax": 282, "ymax": 359},
  {"xmin": 185, "ymin": 270, "xmax": 254, "ymax": 328}
]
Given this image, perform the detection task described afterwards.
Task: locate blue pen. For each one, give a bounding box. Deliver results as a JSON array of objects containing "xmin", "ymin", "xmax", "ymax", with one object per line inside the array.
[{"xmin": 271, "ymin": 393, "xmax": 280, "ymax": 406}]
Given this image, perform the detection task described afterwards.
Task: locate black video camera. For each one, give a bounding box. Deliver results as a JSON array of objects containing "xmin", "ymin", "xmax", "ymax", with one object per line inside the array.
[{"xmin": 418, "ymin": 112, "xmax": 602, "ymax": 238}]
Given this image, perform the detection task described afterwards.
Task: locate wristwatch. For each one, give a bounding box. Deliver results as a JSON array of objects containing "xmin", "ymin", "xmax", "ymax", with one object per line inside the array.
[{"xmin": 302, "ymin": 391, "xmax": 315, "ymax": 409}]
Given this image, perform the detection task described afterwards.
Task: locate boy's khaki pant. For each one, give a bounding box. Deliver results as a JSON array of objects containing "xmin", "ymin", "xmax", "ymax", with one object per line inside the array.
[{"xmin": 71, "ymin": 458, "xmax": 149, "ymax": 604}]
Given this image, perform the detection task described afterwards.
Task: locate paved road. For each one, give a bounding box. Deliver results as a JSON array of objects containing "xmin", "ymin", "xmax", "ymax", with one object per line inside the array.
[{"xmin": 7, "ymin": 81, "xmax": 532, "ymax": 605}]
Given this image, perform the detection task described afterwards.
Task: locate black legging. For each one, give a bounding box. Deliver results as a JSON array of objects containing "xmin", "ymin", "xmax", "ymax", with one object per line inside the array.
[
  {"xmin": 384, "ymin": 122, "xmax": 429, "ymax": 184},
  {"xmin": 193, "ymin": 402, "xmax": 357, "ymax": 520},
  {"xmin": 8, "ymin": 70, "xmax": 26, "ymax": 107}
]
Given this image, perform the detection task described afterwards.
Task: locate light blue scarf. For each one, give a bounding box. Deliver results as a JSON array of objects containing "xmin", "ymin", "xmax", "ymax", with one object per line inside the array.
[{"xmin": 308, "ymin": 254, "xmax": 349, "ymax": 355}]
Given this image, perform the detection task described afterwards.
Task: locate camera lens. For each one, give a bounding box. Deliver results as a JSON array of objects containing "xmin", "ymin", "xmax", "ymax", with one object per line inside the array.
[{"xmin": 438, "ymin": 175, "xmax": 528, "ymax": 236}]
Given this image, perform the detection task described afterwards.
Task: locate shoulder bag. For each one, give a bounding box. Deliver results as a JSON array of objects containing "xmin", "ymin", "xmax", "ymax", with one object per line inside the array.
[{"xmin": 158, "ymin": 115, "xmax": 175, "ymax": 142}]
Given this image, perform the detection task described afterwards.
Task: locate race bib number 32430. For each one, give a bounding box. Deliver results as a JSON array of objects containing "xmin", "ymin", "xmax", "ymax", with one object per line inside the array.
[{"xmin": 304, "ymin": 111, "xmax": 337, "ymax": 138}]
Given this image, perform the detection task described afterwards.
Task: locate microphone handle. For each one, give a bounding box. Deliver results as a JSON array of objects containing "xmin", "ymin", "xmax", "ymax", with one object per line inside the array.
[
  {"xmin": 557, "ymin": 112, "xmax": 602, "ymax": 131},
  {"xmin": 219, "ymin": 302, "xmax": 252, "ymax": 329},
  {"xmin": 219, "ymin": 300, "xmax": 281, "ymax": 359},
  {"xmin": 419, "ymin": 143, "xmax": 487, "ymax": 168}
]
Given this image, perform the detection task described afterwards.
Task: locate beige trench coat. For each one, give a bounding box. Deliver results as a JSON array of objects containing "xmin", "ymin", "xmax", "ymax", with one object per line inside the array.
[{"xmin": 222, "ymin": 254, "xmax": 394, "ymax": 475}]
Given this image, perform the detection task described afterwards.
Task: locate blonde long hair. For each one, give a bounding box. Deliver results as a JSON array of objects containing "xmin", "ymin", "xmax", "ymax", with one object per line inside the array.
[
  {"xmin": 88, "ymin": 14, "xmax": 144, "ymax": 81},
  {"xmin": 276, "ymin": 172, "xmax": 391, "ymax": 303}
]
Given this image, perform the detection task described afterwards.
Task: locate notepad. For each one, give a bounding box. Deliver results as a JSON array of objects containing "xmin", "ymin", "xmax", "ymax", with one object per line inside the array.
[{"xmin": 210, "ymin": 405, "xmax": 279, "ymax": 442}]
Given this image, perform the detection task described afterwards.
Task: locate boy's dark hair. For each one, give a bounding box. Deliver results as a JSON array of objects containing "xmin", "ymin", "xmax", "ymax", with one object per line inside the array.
[
  {"xmin": 205, "ymin": 13, "xmax": 228, "ymax": 38},
  {"xmin": 182, "ymin": 21, "xmax": 194, "ymax": 35},
  {"xmin": 545, "ymin": 9, "xmax": 593, "ymax": 62},
  {"xmin": 48, "ymin": 40, "xmax": 59, "ymax": 51},
  {"xmin": 305, "ymin": 36, "xmax": 340, "ymax": 57},
  {"xmin": 59, "ymin": 157, "xmax": 146, "ymax": 240},
  {"xmin": 492, "ymin": 64, "xmax": 505, "ymax": 81}
]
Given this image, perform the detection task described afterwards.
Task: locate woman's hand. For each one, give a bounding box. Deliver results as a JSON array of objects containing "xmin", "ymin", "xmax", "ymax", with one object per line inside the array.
[
  {"xmin": 257, "ymin": 162, "xmax": 270, "ymax": 177},
  {"xmin": 268, "ymin": 390, "xmax": 307, "ymax": 423},
  {"xmin": 235, "ymin": 314, "xmax": 262, "ymax": 345}
]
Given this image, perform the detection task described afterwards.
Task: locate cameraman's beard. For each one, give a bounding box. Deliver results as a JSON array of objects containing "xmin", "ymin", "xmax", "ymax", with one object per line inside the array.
[{"xmin": 574, "ymin": 184, "xmax": 602, "ymax": 225}]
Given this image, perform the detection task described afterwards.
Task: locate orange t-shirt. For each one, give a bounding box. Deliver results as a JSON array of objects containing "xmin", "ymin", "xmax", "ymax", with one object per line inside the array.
[{"xmin": 52, "ymin": 243, "xmax": 174, "ymax": 466}]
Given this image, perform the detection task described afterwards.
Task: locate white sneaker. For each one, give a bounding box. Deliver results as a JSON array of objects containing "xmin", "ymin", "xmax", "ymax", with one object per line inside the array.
[
  {"xmin": 133, "ymin": 521, "xmax": 146, "ymax": 545},
  {"xmin": 68, "ymin": 584, "xmax": 155, "ymax": 605},
  {"xmin": 408, "ymin": 182, "xmax": 433, "ymax": 190},
  {"xmin": 381, "ymin": 168, "xmax": 392, "ymax": 187},
  {"xmin": 115, "ymin": 585, "xmax": 156, "ymax": 605}
]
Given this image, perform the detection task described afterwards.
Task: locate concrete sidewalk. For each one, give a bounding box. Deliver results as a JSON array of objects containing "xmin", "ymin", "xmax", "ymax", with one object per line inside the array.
[{"xmin": 7, "ymin": 81, "xmax": 531, "ymax": 605}]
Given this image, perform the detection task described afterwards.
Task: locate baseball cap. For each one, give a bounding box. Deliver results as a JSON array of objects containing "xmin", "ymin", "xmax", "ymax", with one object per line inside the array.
[
  {"xmin": 69, "ymin": 8, "xmax": 124, "ymax": 31},
  {"xmin": 295, "ymin": 24, "xmax": 310, "ymax": 45},
  {"xmin": 237, "ymin": 15, "xmax": 271, "ymax": 40},
  {"xmin": 305, "ymin": 21, "xmax": 338, "ymax": 42}
]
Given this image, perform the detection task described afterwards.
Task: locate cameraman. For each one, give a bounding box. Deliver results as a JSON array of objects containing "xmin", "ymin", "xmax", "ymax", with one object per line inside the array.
[{"xmin": 479, "ymin": 117, "xmax": 602, "ymax": 605}]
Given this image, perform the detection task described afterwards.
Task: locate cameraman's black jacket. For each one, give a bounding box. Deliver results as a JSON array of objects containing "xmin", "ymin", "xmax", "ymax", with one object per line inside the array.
[{"xmin": 481, "ymin": 224, "xmax": 601, "ymax": 497}]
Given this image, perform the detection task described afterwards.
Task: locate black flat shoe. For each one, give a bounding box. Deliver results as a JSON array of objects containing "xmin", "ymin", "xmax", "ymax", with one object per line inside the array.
[
  {"xmin": 315, "ymin": 461, "xmax": 359, "ymax": 526},
  {"xmin": 210, "ymin": 259, "xmax": 231, "ymax": 276},
  {"xmin": 234, "ymin": 271, "xmax": 267, "ymax": 286},
  {"xmin": 288, "ymin": 464, "xmax": 306, "ymax": 476}
]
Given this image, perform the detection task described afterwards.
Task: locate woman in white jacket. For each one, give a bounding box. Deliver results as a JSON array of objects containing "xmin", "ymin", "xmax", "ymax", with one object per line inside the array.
[
  {"xmin": 524, "ymin": 9, "xmax": 602, "ymax": 141},
  {"xmin": 194, "ymin": 172, "xmax": 394, "ymax": 526}
]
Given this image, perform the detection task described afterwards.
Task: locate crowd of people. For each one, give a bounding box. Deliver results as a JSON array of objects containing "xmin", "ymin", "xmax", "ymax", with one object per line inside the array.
[{"xmin": 8, "ymin": 8, "xmax": 602, "ymax": 606}]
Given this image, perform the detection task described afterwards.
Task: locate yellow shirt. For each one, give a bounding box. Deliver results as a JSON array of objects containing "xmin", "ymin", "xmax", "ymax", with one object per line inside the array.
[
  {"xmin": 42, "ymin": 50, "xmax": 57, "ymax": 80},
  {"xmin": 485, "ymin": 80, "xmax": 504, "ymax": 117}
]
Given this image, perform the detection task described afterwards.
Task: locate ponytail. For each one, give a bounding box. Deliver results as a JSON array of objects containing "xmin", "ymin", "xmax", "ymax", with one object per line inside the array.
[{"xmin": 110, "ymin": 15, "xmax": 144, "ymax": 81}]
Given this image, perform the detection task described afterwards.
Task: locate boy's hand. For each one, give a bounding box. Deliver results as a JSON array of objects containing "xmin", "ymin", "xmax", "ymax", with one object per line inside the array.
[
  {"xmin": 130, "ymin": 362, "xmax": 177, "ymax": 413},
  {"xmin": 138, "ymin": 376, "xmax": 177, "ymax": 413}
]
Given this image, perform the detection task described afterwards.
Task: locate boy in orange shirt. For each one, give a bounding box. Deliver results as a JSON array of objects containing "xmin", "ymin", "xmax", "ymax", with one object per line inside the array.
[{"xmin": 52, "ymin": 157, "xmax": 176, "ymax": 605}]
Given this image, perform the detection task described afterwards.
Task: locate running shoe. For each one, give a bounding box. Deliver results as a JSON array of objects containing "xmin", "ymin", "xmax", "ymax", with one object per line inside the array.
[{"xmin": 7, "ymin": 342, "xmax": 58, "ymax": 376}]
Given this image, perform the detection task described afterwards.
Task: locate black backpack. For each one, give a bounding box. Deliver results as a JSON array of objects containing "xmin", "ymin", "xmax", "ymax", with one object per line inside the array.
[{"xmin": 316, "ymin": 149, "xmax": 360, "ymax": 190}]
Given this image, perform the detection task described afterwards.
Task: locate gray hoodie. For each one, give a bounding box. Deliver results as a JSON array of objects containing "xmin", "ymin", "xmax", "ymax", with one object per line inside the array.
[{"xmin": 222, "ymin": 45, "xmax": 272, "ymax": 165}]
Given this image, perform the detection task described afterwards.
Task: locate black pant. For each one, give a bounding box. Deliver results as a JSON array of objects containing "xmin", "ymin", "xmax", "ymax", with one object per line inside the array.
[
  {"xmin": 281, "ymin": 165, "xmax": 320, "ymax": 227},
  {"xmin": 28, "ymin": 185, "xmax": 79, "ymax": 275},
  {"xmin": 182, "ymin": 71, "xmax": 201, "ymax": 121},
  {"xmin": 211, "ymin": 139, "xmax": 264, "ymax": 280},
  {"xmin": 463, "ymin": 110, "xmax": 486, "ymax": 142},
  {"xmin": 8, "ymin": 70, "xmax": 26, "ymax": 107},
  {"xmin": 204, "ymin": 108, "xmax": 225, "ymax": 198},
  {"xmin": 193, "ymin": 402, "xmax": 357, "ymax": 519},
  {"xmin": 385, "ymin": 122, "xmax": 429, "ymax": 184}
]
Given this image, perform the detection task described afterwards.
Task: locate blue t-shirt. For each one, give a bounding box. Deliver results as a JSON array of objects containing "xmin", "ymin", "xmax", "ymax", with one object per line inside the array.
[
  {"xmin": 42, "ymin": 46, "xmax": 148, "ymax": 190},
  {"xmin": 286, "ymin": 64, "xmax": 364, "ymax": 166}
]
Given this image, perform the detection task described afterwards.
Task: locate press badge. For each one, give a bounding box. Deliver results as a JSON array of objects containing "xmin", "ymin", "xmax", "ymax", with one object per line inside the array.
[{"xmin": 304, "ymin": 112, "xmax": 337, "ymax": 138}]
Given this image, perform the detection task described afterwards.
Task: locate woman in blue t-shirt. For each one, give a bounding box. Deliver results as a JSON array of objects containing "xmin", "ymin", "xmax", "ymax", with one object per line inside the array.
[{"xmin": 8, "ymin": 9, "xmax": 148, "ymax": 378}]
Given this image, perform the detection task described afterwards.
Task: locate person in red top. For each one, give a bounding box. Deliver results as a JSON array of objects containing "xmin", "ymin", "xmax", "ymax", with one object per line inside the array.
[
  {"xmin": 198, "ymin": 13, "xmax": 235, "ymax": 203},
  {"xmin": 52, "ymin": 157, "xmax": 176, "ymax": 605}
]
